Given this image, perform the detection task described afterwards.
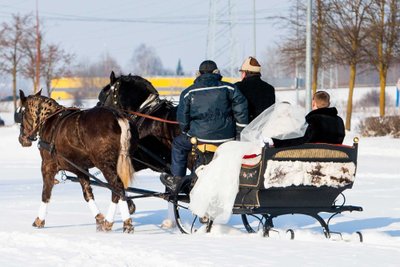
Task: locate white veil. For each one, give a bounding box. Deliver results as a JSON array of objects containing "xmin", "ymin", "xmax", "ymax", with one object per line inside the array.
[{"xmin": 241, "ymin": 102, "xmax": 308, "ymax": 143}]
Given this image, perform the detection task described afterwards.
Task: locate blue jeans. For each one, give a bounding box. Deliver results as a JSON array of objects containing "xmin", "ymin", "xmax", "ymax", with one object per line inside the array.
[{"xmin": 171, "ymin": 134, "xmax": 192, "ymax": 177}]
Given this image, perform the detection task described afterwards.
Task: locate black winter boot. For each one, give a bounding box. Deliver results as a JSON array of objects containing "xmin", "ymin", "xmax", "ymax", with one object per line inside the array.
[{"xmin": 160, "ymin": 173, "xmax": 182, "ymax": 193}]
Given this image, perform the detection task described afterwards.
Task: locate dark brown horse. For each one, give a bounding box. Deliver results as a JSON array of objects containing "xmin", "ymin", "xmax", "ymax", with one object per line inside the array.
[
  {"xmin": 18, "ymin": 90, "xmax": 138, "ymax": 233},
  {"xmin": 98, "ymin": 71, "xmax": 180, "ymax": 173}
]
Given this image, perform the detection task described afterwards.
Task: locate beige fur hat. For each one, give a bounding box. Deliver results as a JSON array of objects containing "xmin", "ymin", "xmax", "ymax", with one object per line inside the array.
[{"xmin": 239, "ymin": 56, "xmax": 261, "ymax": 73}]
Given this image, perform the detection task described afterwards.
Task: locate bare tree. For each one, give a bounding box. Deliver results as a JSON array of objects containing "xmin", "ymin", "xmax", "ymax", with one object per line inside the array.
[
  {"xmin": 279, "ymin": 0, "xmax": 330, "ymax": 93},
  {"xmin": 326, "ymin": 0, "xmax": 373, "ymax": 130},
  {"xmin": 261, "ymin": 46, "xmax": 287, "ymax": 84},
  {"xmin": 75, "ymin": 53, "xmax": 122, "ymax": 78},
  {"xmin": 18, "ymin": 20, "xmax": 75, "ymax": 98},
  {"xmin": 0, "ymin": 14, "xmax": 32, "ymax": 110},
  {"xmin": 41, "ymin": 44, "xmax": 75, "ymax": 97},
  {"xmin": 365, "ymin": 0, "xmax": 400, "ymax": 117},
  {"xmin": 20, "ymin": 22, "xmax": 40, "ymax": 94},
  {"xmin": 278, "ymin": 0, "xmax": 306, "ymax": 82},
  {"xmin": 72, "ymin": 53, "xmax": 121, "ymax": 98},
  {"xmin": 131, "ymin": 43, "xmax": 164, "ymax": 76}
]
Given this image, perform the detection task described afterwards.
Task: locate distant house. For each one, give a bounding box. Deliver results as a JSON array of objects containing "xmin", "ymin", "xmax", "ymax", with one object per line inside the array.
[{"xmin": 50, "ymin": 76, "xmax": 239, "ymax": 100}]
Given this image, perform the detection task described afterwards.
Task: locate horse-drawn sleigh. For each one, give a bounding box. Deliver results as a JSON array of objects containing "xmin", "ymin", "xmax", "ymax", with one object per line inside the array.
[{"xmin": 16, "ymin": 72, "xmax": 363, "ymax": 241}]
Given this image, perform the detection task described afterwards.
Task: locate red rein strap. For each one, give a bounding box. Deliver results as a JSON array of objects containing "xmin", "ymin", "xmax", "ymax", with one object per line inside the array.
[{"xmin": 126, "ymin": 110, "xmax": 179, "ymax": 124}]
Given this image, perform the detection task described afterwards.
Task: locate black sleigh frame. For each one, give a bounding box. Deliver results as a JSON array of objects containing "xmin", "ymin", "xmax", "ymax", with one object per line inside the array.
[{"xmin": 174, "ymin": 139, "xmax": 363, "ymax": 239}]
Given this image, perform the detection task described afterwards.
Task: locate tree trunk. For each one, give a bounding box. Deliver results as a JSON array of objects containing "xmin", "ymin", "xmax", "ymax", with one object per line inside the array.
[
  {"xmin": 46, "ymin": 78, "xmax": 51, "ymax": 97},
  {"xmin": 312, "ymin": 0, "xmax": 323, "ymax": 95},
  {"xmin": 379, "ymin": 65, "xmax": 387, "ymax": 117},
  {"xmin": 33, "ymin": 76, "xmax": 38, "ymax": 93},
  {"xmin": 345, "ymin": 63, "xmax": 357, "ymax": 131},
  {"xmin": 12, "ymin": 65, "xmax": 17, "ymax": 111},
  {"xmin": 312, "ymin": 60, "xmax": 319, "ymax": 95}
]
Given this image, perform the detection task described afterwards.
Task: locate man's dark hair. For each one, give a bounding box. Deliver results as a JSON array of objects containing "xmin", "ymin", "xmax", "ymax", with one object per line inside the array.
[{"xmin": 199, "ymin": 60, "xmax": 218, "ymax": 74}]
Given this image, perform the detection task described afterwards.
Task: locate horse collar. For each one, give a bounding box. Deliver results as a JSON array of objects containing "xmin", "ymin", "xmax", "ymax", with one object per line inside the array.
[{"xmin": 138, "ymin": 94, "xmax": 159, "ymax": 112}]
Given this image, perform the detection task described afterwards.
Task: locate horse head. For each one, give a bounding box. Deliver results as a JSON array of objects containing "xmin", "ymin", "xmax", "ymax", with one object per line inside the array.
[
  {"xmin": 18, "ymin": 90, "xmax": 63, "ymax": 147},
  {"xmin": 100, "ymin": 71, "xmax": 159, "ymax": 111}
]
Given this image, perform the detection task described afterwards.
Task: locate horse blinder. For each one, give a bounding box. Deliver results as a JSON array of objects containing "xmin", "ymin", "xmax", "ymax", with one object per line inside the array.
[
  {"xmin": 17, "ymin": 106, "xmax": 37, "ymax": 146},
  {"xmin": 14, "ymin": 107, "xmax": 23, "ymax": 124}
]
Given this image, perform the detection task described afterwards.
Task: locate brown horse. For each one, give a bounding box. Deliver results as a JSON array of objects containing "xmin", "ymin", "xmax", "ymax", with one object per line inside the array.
[{"xmin": 18, "ymin": 90, "xmax": 138, "ymax": 233}]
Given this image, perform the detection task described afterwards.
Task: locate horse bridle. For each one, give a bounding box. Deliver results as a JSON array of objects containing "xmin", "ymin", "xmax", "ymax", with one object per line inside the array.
[
  {"xmin": 17, "ymin": 104, "xmax": 67, "ymax": 142},
  {"xmin": 16, "ymin": 106, "xmax": 37, "ymax": 142},
  {"xmin": 107, "ymin": 80, "xmax": 121, "ymax": 107},
  {"xmin": 107, "ymin": 78, "xmax": 159, "ymax": 112}
]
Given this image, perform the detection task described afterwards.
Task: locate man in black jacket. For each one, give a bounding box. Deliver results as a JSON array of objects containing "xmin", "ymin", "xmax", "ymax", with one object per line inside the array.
[
  {"xmin": 235, "ymin": 56, "xmax": 275, "ymax": 122},
  {"xmin": 272, "ymin": 91, "xmax": 345, "ymax": 148},
  {"xmin": 161, "ymin": 60, "xmax": 248, "ymax": 192}
]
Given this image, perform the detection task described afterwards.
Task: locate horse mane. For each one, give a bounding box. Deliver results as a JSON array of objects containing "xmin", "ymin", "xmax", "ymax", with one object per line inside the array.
[
  {"xmin": 30, "ymin": 94, "xmax": 61, "ymax": 106},
  {"xmin": 27, "ymin": 95, "xmax": 64, "ymax": 114},
  {"xmin": 121, "ymin": 74, "xmax": 159, "ymax": 95}
]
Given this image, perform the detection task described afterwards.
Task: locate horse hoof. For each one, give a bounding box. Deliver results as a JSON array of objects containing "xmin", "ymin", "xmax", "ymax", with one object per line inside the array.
[
  {"xmin": 123, "ymin": 218, "xmax": 134, "ymax": 234},
  {"xmin": 95, "ymin": 213, "xmax": 105, "ymax": 232},
  {"xmin": 32, "ymin": 217, "xmax": 45, "ymax": 228},
  {"xmin": 102, "ymin": 220, "xmax": 114, "ymax": 232},
  {"xmin": 161, "ymin": 219, "xmax": 176, "ymax": 229},
  {"xmin": 127, "ymin": 199, "xmax": 136, "ymax": 215}
]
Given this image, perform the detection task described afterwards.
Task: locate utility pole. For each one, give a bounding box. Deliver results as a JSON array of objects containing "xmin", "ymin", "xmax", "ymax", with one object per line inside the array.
[
  {"xmin": 35, "ymin": 0, "xmax": 41, "ymax": 93},
  {"xmin": 295, "ymin": 0, "xmax": 300, "ymax": 105},
  {"xmin": 206, "ymin": 0, "xmax": 216, "ymax": 60},
  {"xmin": 253, "ymin": 0, "xmax": 256, "ymax": 57},
  {"xmin": 305, "ymin": 0, "xmax": 312, "ymax": 111},
  {"xmin": 228, "ymin": 0, "xmax": 234, "ymax": 77},
  {"xmin": 206, "ymin": 0, "xmax": 238, "ymax": 75}
]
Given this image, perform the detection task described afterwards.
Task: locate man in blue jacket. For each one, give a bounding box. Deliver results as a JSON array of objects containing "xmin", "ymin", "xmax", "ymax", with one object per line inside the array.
[{"xmin": 161, "ymin": 60, "xmax": 248, "ymax": 192}]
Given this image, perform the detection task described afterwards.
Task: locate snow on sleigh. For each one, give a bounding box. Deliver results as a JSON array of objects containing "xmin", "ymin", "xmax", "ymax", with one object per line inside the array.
[{"xmin": 172, "ymin": 137, "xmax": 363, "ymax": 241}]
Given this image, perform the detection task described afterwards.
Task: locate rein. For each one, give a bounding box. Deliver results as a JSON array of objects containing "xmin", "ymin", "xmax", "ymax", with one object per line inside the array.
[{"xmin": 125, "ymin": 110, "xmax": 179, "ymax": 124}]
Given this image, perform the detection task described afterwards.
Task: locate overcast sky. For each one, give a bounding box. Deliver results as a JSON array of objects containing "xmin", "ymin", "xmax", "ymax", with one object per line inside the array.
[{"xmin": 0, "ymin": 0, "xmax": 291, "ymax": 75}]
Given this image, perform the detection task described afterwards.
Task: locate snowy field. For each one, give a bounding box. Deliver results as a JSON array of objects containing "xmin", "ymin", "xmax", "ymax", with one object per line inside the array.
[{"xmin": 0, "ymin": 88, "xmax": 400, "ymax": 266}]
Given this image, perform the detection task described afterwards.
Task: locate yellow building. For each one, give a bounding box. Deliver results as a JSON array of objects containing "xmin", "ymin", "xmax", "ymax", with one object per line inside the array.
[{"xmin": 50, "ymin": 76, "xmax": 240, "ymax": 100}]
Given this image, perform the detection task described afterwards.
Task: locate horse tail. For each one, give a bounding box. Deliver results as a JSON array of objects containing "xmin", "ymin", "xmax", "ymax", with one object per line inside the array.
[{"xmin": 117, "ymin": 118, "xmax": 134, "ymax": 189}]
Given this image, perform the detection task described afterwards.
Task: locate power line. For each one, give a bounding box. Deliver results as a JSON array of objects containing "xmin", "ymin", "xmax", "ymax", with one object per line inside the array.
[{"xmin": 0, "ymin": 6, "xmax": 287, "ymax": 26}]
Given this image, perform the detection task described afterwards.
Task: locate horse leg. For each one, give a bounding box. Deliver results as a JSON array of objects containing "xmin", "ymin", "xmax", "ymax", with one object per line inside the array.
[
  {"xmin": 100, "ymin": 167, "xmax": 134, "ymax": 233},
  {"xmin": 102, "ymin": 192, "xmax": 134, "ymax": 233},
  {"xmin": 119, "ymin": 197, "xmax": 134, "ymax": 234},
  {"xmin": 127, "ymin": 199, "xmax": 136, "ymax": 215},
  {"xmin": 103, "ymin": 200, "xmax": 117, "ymax": 232},
  {"xmin": 33, "ymin": 160, "xmax": 57, "ymax": 228},
  {"xmin": 161, "ymin": 203, "xmax": 176, "ymax": 229},
  {"xmin": 77, "ymin": 171, "xmax": 105, "ymax": 231}
]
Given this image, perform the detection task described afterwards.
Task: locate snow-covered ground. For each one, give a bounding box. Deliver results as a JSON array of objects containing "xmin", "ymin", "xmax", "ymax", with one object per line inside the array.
[{"xmin": 0, "ymin": 90, "xmax": 399, "ymax": 266}]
